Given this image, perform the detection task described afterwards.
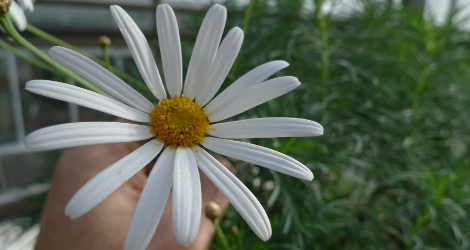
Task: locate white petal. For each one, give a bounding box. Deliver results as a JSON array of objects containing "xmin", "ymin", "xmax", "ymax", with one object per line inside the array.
[
  {"xmin": 24, "ymin": 0, "xmax": 34, "ymax": 11},
  {"xmin": 65, "ymin": 139, "xmax": 163, "ymax": 219},
  {"xmin": 183, "ymin": 4, "xmax": 226, "ymax": 100},
  {"xmin": 25, "ymin": 122, "xmax": 153, "ymax": 151},
  {"xmin": 14, "ymin": 0, "xmax": 24, "ymax": 8},
  {"xmin": 193, "ymin": 146, "xmax": 271, "ymax": 241},
  {"xmin": 207, "ymin": 60, "xmax": 289, "ymax": 108},
  {"xmin": 206, "ymin": 76, "xmax": 300, "ymax": 122},
  {"xmin": 110, "ymin": 5, "xmax": 167, "ymax": 100},
  {"xmin": 49, "ymin": 46, "xmax": 154, "ymax": 113},
  {"xmin": 209, "ymin": 118, "xmax": 323, "ymax": 139},
  {"xmin": 9, "ymin": 2, "xmax": 27, "ymax": 31},
  {"xmin": 25, "ymin": 80, "xmax": 149, "ymax": 122},
  {"xmin": 124, "ymin": 147, "xmax": 175, "ymax": 250},
  {"xmin": 16, "ymin": 0, "xmax": 34, "ymax": 11},
  {"xmin": 202, "ymin": 137, "xmax": 313, "ymax": 180},
  {"xmin": 196, "ymin": 27, "xmax": 244, "ymax": 106},
  {"xmin": 157, "ymin": 4, "xmax": 182, "ymax": 97},
  {"xmin": 172, "ymin": 147, "xmax": 201, "ymax": 246}
]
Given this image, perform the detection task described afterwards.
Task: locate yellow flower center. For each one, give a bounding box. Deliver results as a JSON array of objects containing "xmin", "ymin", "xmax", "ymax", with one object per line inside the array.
[{"xmin": 150, "ymin": 96, "xmax": 209, "ymax": 147}]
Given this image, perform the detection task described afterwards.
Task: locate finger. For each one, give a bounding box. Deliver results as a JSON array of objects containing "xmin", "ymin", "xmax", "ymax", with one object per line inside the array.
[{"xmin": 35, "ymin": 142, "xmax": 147, "ymax": 249}]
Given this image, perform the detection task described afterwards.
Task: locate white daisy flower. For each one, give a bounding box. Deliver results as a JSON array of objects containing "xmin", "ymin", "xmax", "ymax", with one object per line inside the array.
[
  {"xmin": 9, "ymin": 0, "xmax": 34, "ymax": 31},
  {"xmin": 24, "ymin": 3, "xmax": 323, "ymax": 249}
]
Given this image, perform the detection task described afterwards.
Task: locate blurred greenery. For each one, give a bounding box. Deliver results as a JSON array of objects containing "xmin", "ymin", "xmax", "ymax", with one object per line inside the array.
[{"xmin": 186, "ymin": 0, "xmax": 470, "ymax": 249}]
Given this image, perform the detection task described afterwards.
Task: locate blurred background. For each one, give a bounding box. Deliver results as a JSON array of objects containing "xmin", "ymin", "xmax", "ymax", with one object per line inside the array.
[{"xmin": 1, "ymin": 0, "xmax": 470, "ymax": 249}]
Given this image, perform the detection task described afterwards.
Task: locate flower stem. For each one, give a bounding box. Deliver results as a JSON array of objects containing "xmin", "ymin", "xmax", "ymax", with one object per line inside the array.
[
  {"xmin": 212, "ymin": 218, "xmax": 231, "ymax": 250},
  {"xmin": 25, "ymin": 23, "xmax": 147, "ymax": 93},
  {"xmin": 241, "ymin": 0, "xmax": 255, "ymax": 38},
  {"xmin": 101, "ymin": 44, "xmax": 113, "ymax": 72},
  {"xmin": 0, "ymin": 15, "xmax": 108, "ymax": 95},
  {"xmin": 26, "ymin": 23, "xmax": 93, "ymax": 58},
  {"xmin": 0, "ymin": 39, "xmax": 59, "ymax": 74}
]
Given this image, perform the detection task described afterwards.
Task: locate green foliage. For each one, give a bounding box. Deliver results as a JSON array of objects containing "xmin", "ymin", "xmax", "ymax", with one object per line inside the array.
[{"xmin": 192, "ymin": 0, "xmax": 470, "ymax": 249}]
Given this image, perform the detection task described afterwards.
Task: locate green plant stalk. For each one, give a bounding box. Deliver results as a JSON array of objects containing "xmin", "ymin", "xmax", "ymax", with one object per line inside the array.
[
  {"xmin": 411, "ymin": 68, "xmax": 430, "ymax": 111},
  {"xmin": 102, "ymin": 45, "xmax": 113, "ymax": 72},
  {"xmin": 406, "ymin": 206, "xmax": 432, "ymax": 249},
  {"xmin": 0, "ymin": 39, "xmax": 59, "ymax": 74},
  {"xmin": 0, "ymin": 16, "xmax": 107, "ymax": 95},
  {"xmin": 26, "ymin": 24, "xmax": 96, "ymax": 59},
  {"xmin": 228, "ymin": 0, "xmax": 255, "ymax": 80},
  {"xmin": 407, "ymin": 169, "xmax": 448, "ymax": 249},
  {"xmin": 26, "ymin": 23, "xmax": 146, "ymax": 92},
  {"xmin": 319, "ymin": 19, "xmax": 329, "ymax": 95},
  {"xmin": 213, "ymin": 218, "xmax": 231, "ymax": 250},
  {"xmin": 410, "ymin": 65, "xmax": 432, "ymax": 137},
  {"xmin": 315, "ymin": 0, "xmax": 330, "ymax": 121}
]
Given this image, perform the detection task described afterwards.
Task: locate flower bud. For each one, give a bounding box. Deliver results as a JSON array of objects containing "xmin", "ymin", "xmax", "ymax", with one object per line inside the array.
[
  {"xmin": 98, "ymin": 35, "xmax": 111, "ymax": 48},
  {"xmin": 0, "ymin": 0, "xmax": 11, "ymax": 16},
  {"xmin": 205, "ymin": 201, "xmax": 221, "ymax": 220}
]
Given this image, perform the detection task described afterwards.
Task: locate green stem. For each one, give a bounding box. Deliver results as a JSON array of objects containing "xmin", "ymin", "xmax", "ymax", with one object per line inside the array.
[
  {"xmin": 213, "ymin": 218, "xmax": 231, "ymax": 250},
  {"xmin": 26, "ymin": 24, "xmax": 94, "ymax": 58},
  {"xmin": 241, "ymin": 0, "xmax": 255, "ymax": 39},
  {"xmin": 315, "ymin": 0, "xmax": 330, "ymax": 122},
  {"xmin": 406, "ymin": 206, "xmax": 431, "ymax": 250},
  {"xmin": 102, "ymin": 45, "xmax": 113, "ymax": 72},
  {"xmin": 26, "ymin": 23, "xmax": 146, "ymax": 92},
  {"xmin": 410, "ymin": 65, "xmax": 431, "ymax": 138},
  {"xmin": 0, "ymin": 39, "xmax": 59, "ymax": 74},
  {"xmin": 228, "ymin": 0, "xmax": 255, "ymax": 80},
  {"xmin": 1, "ymin": 16, "xmax": 107, "ymax": 95}
]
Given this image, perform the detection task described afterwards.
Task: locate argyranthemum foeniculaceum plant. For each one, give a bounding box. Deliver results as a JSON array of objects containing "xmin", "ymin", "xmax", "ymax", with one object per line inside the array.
[{"xmin": 24, "ymin": 3, "xmax": 323, "ymax": 249}]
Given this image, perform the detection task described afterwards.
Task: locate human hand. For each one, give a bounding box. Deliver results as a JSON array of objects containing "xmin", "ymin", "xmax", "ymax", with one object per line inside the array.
[{"xmin": 35, "ymin": 141, "xmax": 230, "ymax": 249}]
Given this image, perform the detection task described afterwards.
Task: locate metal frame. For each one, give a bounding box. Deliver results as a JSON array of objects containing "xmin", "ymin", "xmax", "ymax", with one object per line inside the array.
[{"xmin": 36, "ymin": 0, "xmax": 160, "ymax": 8}]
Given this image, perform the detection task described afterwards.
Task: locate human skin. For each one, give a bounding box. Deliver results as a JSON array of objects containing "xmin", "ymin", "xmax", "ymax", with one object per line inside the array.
[{"xmin": 35, "ymin": 141, "xmax": 230, "ymax": 249}]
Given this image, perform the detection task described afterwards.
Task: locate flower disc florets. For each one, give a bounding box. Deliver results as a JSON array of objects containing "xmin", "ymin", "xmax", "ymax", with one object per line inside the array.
[{"xmin": 150, "ymin": 96, "xmax": 209, "ymax": 147}]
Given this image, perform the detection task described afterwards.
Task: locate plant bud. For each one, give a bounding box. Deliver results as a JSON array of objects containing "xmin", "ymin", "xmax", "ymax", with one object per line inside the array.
[
  {"xmin": 98, "ymin": 35, "xmax": 111, "ymax": 48},
  {"xmin": 205, "ymin": 201, "xmax": 221, "ymax": 220},
  {"xmin": 0, "ymin": 0, "xmax": 11, "ymax": 16}
]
